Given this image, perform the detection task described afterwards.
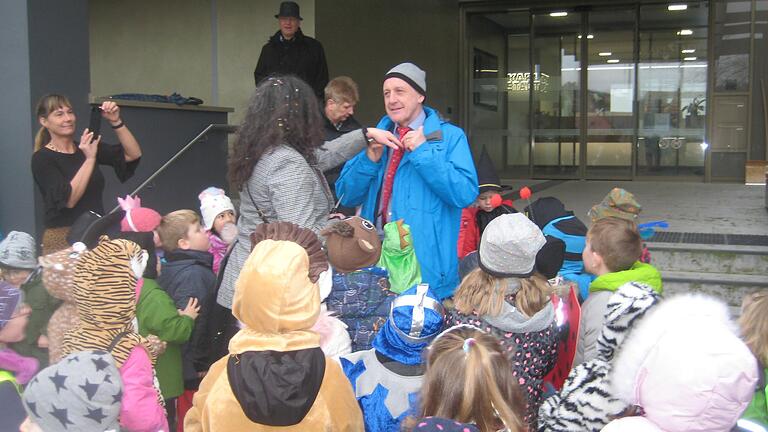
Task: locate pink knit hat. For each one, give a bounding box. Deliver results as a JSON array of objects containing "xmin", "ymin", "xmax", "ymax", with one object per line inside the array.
[{"xmin": 117, "ymin": 195, "xmax": 162, "ymax": 233}]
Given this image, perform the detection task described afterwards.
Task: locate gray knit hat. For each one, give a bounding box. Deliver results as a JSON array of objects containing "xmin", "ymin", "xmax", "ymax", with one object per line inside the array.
[
  {"xmin": 384, "ymin": 62, "xmax": 427, "ymax": 96},
  {"xmin": 0, "ymin": 231, "xmax": 37, "ymax": 270},
  {"xmin": 478, "ymin": 213, "xmax": 546, "ymax": 278},
  {"xmin": 23, "ymin": 350, "xmax": 122, "ymax": 432}
]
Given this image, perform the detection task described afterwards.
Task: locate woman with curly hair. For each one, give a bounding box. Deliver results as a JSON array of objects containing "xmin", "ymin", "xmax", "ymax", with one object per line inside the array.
[{"xmin": 218, "ymin": 75, "xmax": 399, "ymax": 310}]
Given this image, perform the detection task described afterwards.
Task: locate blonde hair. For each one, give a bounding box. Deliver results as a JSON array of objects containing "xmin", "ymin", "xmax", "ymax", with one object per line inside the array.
[
  {"xmin": 324, "ymin": 76, "xmax": 359, "ymax": 105},
  {"xmin": 156, "ymin": 210, "xmax": 200, "ymax": 253},
  {"xmin": 739, "ymin": 292, "xmax": 768, "ymax": 365},
  {"xmin": 455, "ymin": 268, "xmax": 553, "ymax": 317},
  {"xmin": 34, "ymin": 94, "xmax": 73, "ymax": 152},
  {"xmin": 586, "ymin": 217, "xmax": 642, "ymax": 272},
  {"xmin": 404, "ymin": 326, "xmax": 526, "ymax": 432}
]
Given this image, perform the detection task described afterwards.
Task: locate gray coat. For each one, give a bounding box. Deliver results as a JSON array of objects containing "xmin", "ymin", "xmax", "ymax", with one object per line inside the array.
[
  {"xmin": 574, "ymin": 289, "xmax": 611, "ymax": 366},
  {"xmin": 217, "ymin": 130, "xmax": 367, "ymax": 308}
]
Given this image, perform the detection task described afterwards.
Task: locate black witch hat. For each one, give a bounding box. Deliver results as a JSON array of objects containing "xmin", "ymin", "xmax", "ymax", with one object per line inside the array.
[{"xmin": 476, "ymin": 146, "xmax": 502, "ymax": 193}]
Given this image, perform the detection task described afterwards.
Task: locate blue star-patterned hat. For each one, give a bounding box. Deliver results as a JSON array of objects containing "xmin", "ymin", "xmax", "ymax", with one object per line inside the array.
[
  {"xmin": 372, "ymin": 283, "xmax": 445, "ymax": 365},
  {"xmin": 22, "ymin": 350, "xmax": 122, "ymax": 432}
]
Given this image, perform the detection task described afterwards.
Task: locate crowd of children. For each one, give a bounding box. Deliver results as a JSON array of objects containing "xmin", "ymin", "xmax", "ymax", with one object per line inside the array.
[{"xmin": 1, "ymin": 165, "xmax": 766, "ymax": 432}]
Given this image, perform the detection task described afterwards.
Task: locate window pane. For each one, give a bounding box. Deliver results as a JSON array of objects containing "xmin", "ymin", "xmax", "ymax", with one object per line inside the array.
[
  {"xmin": 638, "ymin": 2, "xmax": 708, "ymax": 177},
  {"xmin": 713, "ymin": 0, "xmax": 752, "ymax": 92}
]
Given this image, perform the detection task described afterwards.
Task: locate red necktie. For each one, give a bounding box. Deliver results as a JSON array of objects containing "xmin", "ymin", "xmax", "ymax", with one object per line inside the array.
[{"xmin": 379, "ymin": 126, "xmax": 410, "ymax": 224}]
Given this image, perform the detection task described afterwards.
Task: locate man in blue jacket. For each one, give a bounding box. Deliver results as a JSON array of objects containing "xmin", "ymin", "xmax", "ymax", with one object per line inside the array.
[{"xmin": 336, "ymin": 62, "xmax": 478, "ymax": 299}]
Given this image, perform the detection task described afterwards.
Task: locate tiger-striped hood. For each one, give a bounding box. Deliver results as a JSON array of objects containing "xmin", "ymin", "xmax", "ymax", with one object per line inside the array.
[{"xmin": 62, "ymin": 237, "xmax": 152, "ymax": 367}]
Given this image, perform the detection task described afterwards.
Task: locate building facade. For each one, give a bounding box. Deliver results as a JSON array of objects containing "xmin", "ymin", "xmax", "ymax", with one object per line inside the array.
[{"xmin": 459, "ymin": 0, "xmax": 767, "ymax": 182}]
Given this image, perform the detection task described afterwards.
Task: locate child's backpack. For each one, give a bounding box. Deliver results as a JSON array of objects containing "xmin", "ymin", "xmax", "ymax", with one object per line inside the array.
[{"xmin": 525, "ymin": 197, "xmax": 593, "ymax": 300}]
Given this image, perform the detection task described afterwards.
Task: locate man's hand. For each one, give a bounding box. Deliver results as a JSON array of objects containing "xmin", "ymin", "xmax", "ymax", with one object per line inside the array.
[
  {"xmin": 365, "ymin": 128, "xmax": 401, "ymax": 163},
  {"xmin": 403, "ymin": 126, "xmax": 426, "ymax": 151}
]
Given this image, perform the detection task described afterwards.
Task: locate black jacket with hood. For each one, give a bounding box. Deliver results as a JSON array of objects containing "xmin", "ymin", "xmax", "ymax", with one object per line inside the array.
[{"xmin": 158, "ymin": 248, "xmax": 217, "ymax": 386}]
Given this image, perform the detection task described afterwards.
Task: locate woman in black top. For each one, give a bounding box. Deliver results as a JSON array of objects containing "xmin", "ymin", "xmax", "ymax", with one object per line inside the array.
[{"xmin": 30, "ymin": 94, "xmax": 142, "ymax": 254}]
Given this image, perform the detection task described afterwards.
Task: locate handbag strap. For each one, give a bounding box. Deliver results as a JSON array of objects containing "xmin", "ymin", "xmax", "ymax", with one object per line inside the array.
[
  {"xmin": 108, "ymin": 330, "xmax": 132, "ymax": 352},
  {"xmin": 245, "ymin": 183, "xmax": 270, "ymax": 224}
]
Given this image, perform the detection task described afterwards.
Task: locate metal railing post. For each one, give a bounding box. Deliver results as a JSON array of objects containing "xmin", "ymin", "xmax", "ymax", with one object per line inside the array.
[{"xmin": 108, "ymin": 123, "xmax": 237, "ymax": 214}]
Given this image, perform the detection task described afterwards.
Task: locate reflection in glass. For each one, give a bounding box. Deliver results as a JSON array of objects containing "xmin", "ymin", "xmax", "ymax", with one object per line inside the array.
[
  {"xmin": 638, "ymin": 2, "xmax": 708, "ymax": 177},
  {"xmin": 585, "ymin": 9, "xmax": 635, "ymax": 178},
  {"xmin": 506, "ymin": 33, "xmax": 531, "ymax": 175},
  {"xmin": 467, "ymin": 12, "xmax": 529, "ymax": 179},
  {"xmin": 713, "ymin": 0, "xmax": 752, "ymax": 92},
  {"xmin": 532, "ymin": 12, "xmax": 581, "ymax": 177}
]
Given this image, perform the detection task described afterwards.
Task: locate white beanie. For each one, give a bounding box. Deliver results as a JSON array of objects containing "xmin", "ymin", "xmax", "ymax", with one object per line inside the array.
[{"xmin": 199, "ymin": 187, "xmax": 235, "ymax": 231}]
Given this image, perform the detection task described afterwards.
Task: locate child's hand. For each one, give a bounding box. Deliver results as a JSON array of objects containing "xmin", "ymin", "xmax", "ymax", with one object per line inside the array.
[
  {"xmin": 37, "ymin": 334, "xmax": 49, "ymax": 348},
  {"xmin": 179, "ymin": 297, "xmax": 201, "ymax": 320},
  {"xmin": 146, "ymin": 334, "xmax": 167, "ymax": 357}
]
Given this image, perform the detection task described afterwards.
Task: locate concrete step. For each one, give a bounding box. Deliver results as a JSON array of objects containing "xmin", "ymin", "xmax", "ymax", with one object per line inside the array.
[
  {"xmin": 661, "ymin": 270, "xmax": 768, "ymax": 312},
  {"xmin": 647, "ymin": 242, "xmax": 768, "ymax": 276}
]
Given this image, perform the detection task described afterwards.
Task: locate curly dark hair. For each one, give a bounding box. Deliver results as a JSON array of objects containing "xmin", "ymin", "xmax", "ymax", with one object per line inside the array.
[{"xmin": 228, "ymin": 75, "xmax": 324, "ymax": 190}]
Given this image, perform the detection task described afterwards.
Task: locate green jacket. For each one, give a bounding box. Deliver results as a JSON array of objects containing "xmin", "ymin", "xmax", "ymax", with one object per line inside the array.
[
  {"xmin": 741, "ymin": 368, "xmax": 768, "ymax": 426},
  {"xmin": 589, "ymin": 261, "xmax": 663, "ymax": 295},
  {"xmin": 136, "ymin": 278, "xmax": 194, "ymax": 399},
  {"xmin": 10, "ymin": 271, "xmax": 60, "ymax": 368}
]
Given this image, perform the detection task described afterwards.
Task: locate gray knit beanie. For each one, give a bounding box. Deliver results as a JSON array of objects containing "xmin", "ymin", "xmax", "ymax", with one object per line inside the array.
[
  {"xmin": 23, "ymin": 350, "xmax": 123, "ymax": 432},
  {"xmin": 384, "ymin": 62, "xmax": 427, "ymax": 96},
  {"xmin": 0, "ymin": 231, "xmax": 37, "ymax": 270},
  {"xmin": 478, "ymin": 213, "xmax": 546, "ymax": 278}
]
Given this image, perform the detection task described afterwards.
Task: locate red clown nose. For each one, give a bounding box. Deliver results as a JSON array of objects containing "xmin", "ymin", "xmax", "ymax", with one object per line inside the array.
[
  {"xmin": 520, "ymin": 186, "xmax": 532, "ymax": 200},
  {"xmin": 490, "ymin": 193, "xmax": 503, "ymax": 208}
]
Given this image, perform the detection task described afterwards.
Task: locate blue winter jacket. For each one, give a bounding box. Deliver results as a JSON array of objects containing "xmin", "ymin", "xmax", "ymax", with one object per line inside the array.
[{"xmin": 335, "ymin": 106, "xmax": 478, "ymax": 299}]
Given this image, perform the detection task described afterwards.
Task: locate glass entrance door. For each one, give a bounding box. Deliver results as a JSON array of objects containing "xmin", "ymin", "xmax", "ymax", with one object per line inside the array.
[
  {"xmin": 637, "ymin": 3, "xmax": 708, "ymax": 178},
  {"xmin": 464, "ymin": 3, "xmax": 708, "ymax": 181},
  {"xmin": 531, "ymin": 11, "xmax": 582, "ymax": 178},
  {"xmin": 585, "ymin": 9, "xmax": 636, "ymax": 179}
]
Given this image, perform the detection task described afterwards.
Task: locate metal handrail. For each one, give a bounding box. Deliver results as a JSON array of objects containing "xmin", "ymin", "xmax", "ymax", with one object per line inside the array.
[{"xmin": 109, "ymin": 123, "xmax": 237, "ymax": 213}]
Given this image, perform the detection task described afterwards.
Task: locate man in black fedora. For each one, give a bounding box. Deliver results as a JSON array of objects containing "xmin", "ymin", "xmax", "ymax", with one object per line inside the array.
[{"xmin": 253, "ymin": 1, "xmax": 329, "ymax": 99}]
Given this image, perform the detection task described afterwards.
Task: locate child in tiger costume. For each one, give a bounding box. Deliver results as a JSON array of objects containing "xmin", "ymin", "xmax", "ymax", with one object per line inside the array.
[{"xmin": 61, "ymin": 237, "xmax": 168, "ymax": 432}]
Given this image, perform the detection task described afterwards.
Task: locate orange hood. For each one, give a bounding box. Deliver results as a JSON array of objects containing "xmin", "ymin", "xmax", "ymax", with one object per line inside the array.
[{"xmin": 230, "ymin": 239, "xmax": 320, "ymax": 353}]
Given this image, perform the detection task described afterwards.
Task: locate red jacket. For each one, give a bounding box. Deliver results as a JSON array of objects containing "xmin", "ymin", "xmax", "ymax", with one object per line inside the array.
[
  {"xmin": 457, "ymin": 200, "xmax": 514, "ymax": 258},
  {"xmin": 457, "ymin": 207, "xmax": 479, "ymax": 259}
]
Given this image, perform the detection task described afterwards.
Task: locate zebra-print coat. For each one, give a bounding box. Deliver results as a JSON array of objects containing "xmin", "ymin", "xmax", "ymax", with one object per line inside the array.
[{"xmin": 537, "ymin": 282, "xmax": 661, "ymax": 432}]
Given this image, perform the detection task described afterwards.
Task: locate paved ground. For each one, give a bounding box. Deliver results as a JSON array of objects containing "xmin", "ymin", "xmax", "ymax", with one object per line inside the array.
[{"xmin": 501, "ymin": 180, "xmax": 768, "ymax": 236}]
